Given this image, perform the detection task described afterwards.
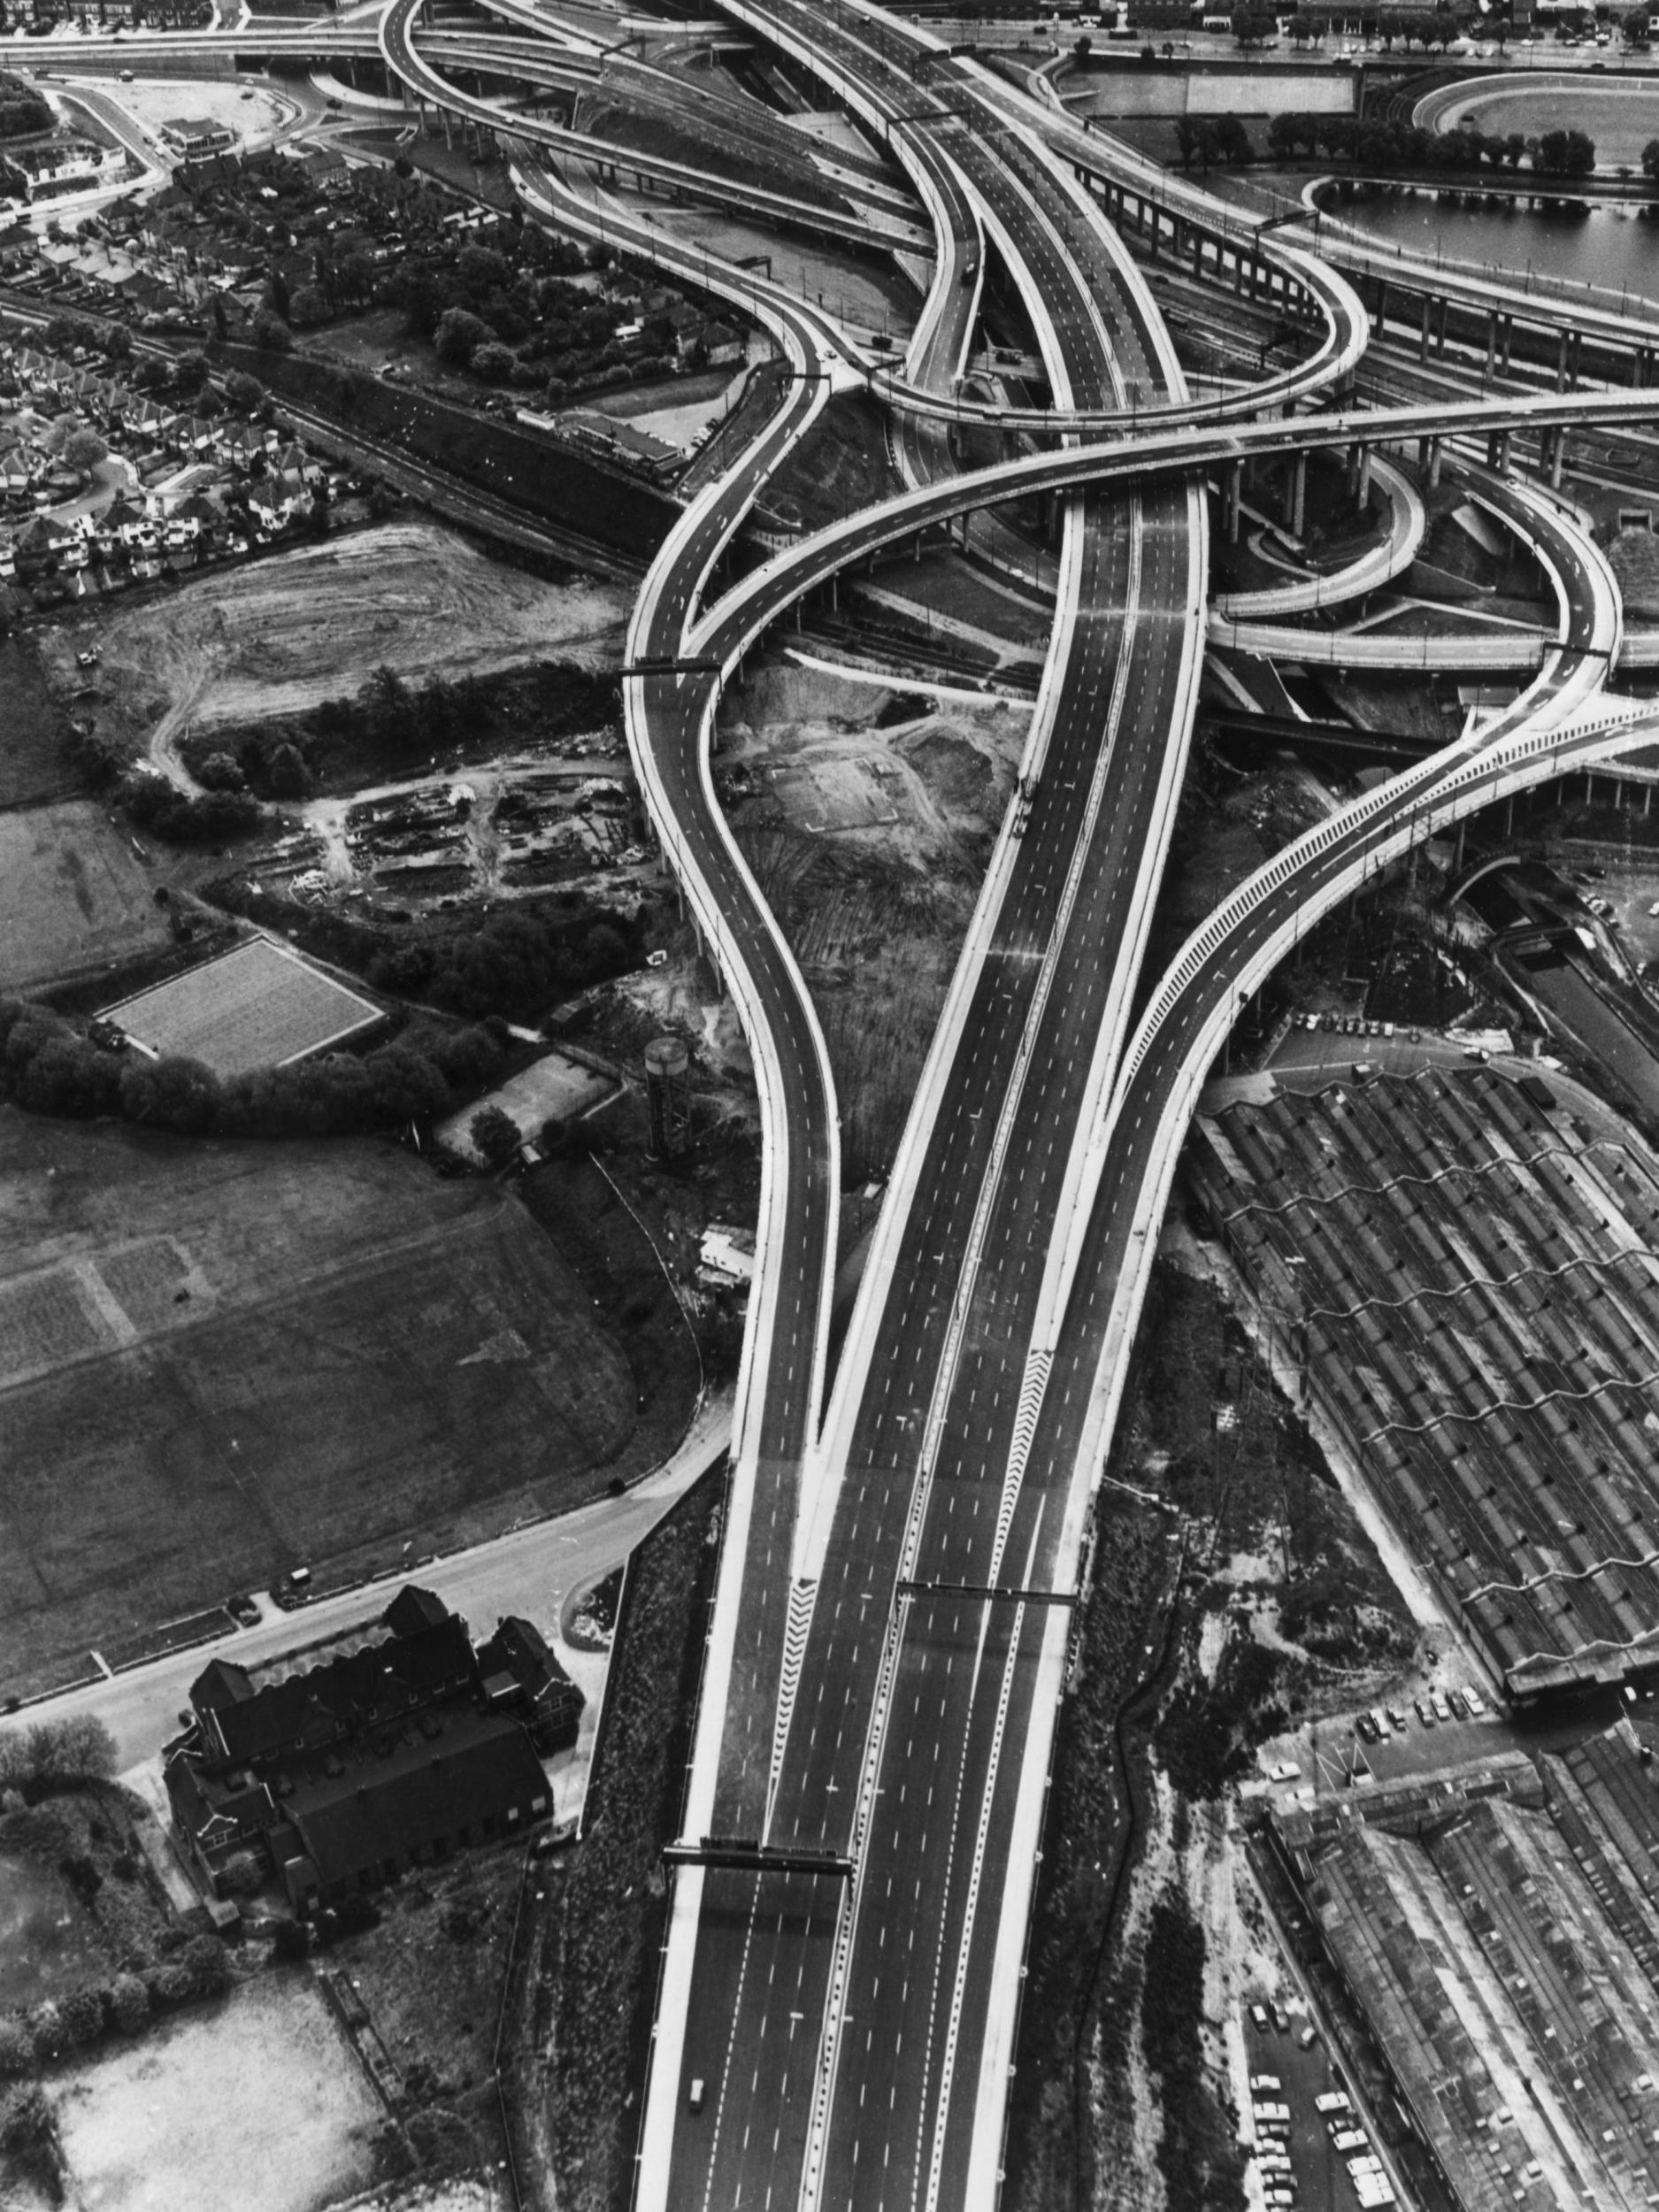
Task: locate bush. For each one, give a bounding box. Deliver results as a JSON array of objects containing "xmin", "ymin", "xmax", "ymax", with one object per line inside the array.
[
  {"xmin": 0, "ymin": 2020, "xmax": 32, "ymax": 2079},
  {"xmin": 406, "ymin": 2106, "xmax": 478, "ymax": 2172},
  {"xmin": 178, "ymin": 1933, "xmax": 229, "ymax": 1998},
  {"xmin": 469, "ymin": 1104, "xmax": 521, "ymax": 1166},
  {"xmin": 109, "ymin": 1973, "xmax": 150, "ymax": 2034},
  {"xmin": 0, "ymin": 1803, "xmax": 74, "ymax": 1862},
  {"xmin": 472, "ymin": 341, "xmax": 517, "ymax": 382},
  {"xmin": 218, "ymin": 1850, "xmax": 264, "ymax": 1899},
  {"xmin": 270, "ymin": 1918, "xmax": 310, "ymax": 1964},
  {"xmin": 27, "ymin": 2002, "xmax": 63, "ymax": 2064},
  {"xmin": 320, "ymin": 1894, "xmax": 380, "ymax": 1942},
  {"xmin": 0, "ymin": 2082, "xmax": 50, "ymax": 2154},
  {"xmin": 57, "ymin": 1986, "xmax": 104, "ymax": 2049},
  {"xmin": 194, "ymin": 750, "xmax": 248, "ymax": 792},
  {"xmin": 150, "ymin": 1962, "xmax": 195, "ymax": 2007}
]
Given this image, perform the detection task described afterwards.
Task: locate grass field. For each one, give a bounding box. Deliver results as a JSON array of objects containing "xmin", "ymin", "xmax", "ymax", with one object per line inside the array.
[
  {"xmin": 0, "ymin": 1111, "xmax": 682, "ymax": 1696},
  {"xmin": 50, "ymin": 1977, "xmax": 381, "ymax": 2212},
  {"xmin": 0, "ymin": 801, "xmax": 173, "ymax": 995},
  {"xmin": 0, "ymin": 635, "xmax": 81, "ymax": 810}
]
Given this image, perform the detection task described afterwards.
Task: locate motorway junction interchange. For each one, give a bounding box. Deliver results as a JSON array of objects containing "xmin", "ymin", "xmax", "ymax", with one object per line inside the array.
[{"xmin": 15, "ymin": 3, "xmax": 1659, "ymax": 2208}]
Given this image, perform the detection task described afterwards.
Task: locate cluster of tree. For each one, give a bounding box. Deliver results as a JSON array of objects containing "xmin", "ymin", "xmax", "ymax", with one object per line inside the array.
[
  {"xmin": 192, "ymin": 660, "xmax": 623, "ymax": 800},
  {"xmin": 119, "ymin": 771, "xmax": 263, "ymax": 846},
  {"xmin": 1172, "ymin": 114, "xmax": 1255, "ymax": 170},
  {"xmin": 1269, "ymin": 110, "xmax": 1596, "ymax": 174},
  {"xmin": 0, "ymin": 1715, "xmax": 117, "ymax": 1794},
  {"xmin": 1141, "ymin": 1895, "xmax": 1246, "ymax": 2212},
  {"xmin": 0, "ymin": 70, "xmax": 50, "ymax": 140},
  {"xmin": 40, "ymin": 311, "xmax": 131, "ymax": 363},
  {"xmin": 0, "ymin": 2081, "xmax": 59, "ymax": 2203},
  {"xmin": 0, "ymin": 995, "xmax": 519, "ymax": 1139},
  {"xmin": 1279, "ymin": 4, "xmax": 1462, "ymax": 42},
  {"xmin": 370, "ymin": 902, "xmax": 640, "ymax": 1018},
  {"xmin": 383, "ymin": 238, "xmax": 692, "ymax": 402},
  {"xmin": 0, "ymin": 1939, "xmax": 227, "ymax": 2081}
]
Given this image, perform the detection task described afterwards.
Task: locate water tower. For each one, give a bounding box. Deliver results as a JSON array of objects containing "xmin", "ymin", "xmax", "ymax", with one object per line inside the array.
[{"xmin": 644, "ymin": 1034, "xmax": 691, "ymax": 1159}]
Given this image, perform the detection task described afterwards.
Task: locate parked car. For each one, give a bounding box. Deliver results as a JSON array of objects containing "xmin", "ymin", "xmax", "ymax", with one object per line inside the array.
[
  {"xmin": 1415, "ymin": 1696, "xmax": 1436, "ymax": 1726},
  {"xmin": 1432, "ymin": 1692, "xmax": 1452, "ymax": 1722},
  {"xmin": 1463, "ymin": 1685, "xmax": 1487, "ymax": 1717}
]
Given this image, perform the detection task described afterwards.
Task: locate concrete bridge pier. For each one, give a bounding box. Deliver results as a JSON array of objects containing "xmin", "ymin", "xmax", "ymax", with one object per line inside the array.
[
  {"xmin": 1224, "ymin": 459, "xmax": 1242, "ymax": 544},
  {"xmin": 1283, "ymin": 452, "xmax": 1307, "ymax": 538},
  {"xmin": 1555, "ymin": 327, "xmax": 1570, "ymax": 392}
]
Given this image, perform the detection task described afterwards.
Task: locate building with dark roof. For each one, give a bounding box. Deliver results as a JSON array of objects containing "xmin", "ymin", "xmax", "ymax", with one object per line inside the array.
[
  {"xmin": 166, "ymin": 1585, "xmax": 568, "ymax": 1912},
  {"xmin": 477, "ymin": 1616, "xmax": 583, "ymax": 1753}
]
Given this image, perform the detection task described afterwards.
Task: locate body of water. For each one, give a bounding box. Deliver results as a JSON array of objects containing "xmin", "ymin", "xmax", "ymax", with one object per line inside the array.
[{"xmin": 1333, "ymin": 187, "xmax": 1659, "ymax": 316}]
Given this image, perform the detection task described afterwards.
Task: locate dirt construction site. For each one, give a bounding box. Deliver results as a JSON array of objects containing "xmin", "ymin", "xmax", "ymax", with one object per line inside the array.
[
  {"xmin": 717, "ymin": 659, "xmax": 1033, "ymax": 1179},
  {"xmin": 36, "ymin": 521, "xmax": 633, "ymax": 749}
]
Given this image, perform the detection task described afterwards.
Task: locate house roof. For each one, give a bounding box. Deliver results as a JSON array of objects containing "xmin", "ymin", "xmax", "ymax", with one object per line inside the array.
[
  {"xmin": 202, "ymin": 1612, "xmax": 477, "ymax": 1767},
  {"xmin": 191, "ymin": 1655, "xmax": 256, "ymax": 1711},
  {"xmin": 288, "ymin": 1711, "xmax": 548, "ymax": 1885},
  {"xmin": 384, "ymin": 1584, "xmax": 450, "ymax": 1638}
]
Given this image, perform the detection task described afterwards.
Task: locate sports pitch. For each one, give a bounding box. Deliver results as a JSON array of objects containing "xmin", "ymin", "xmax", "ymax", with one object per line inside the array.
[
  {"xmin": 104, "ymin": 935, "xmax": 382, "ymax": 1075},
  {"xmin": 0, "ymin": 1110, "xmax": 660, "ymax": 1696}
]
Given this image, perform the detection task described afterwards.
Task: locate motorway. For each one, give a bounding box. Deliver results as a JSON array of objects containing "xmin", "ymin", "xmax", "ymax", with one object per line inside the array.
[{"xmin": 30, "ymin": 7, "xmax": 1659, "ymax": 2206}]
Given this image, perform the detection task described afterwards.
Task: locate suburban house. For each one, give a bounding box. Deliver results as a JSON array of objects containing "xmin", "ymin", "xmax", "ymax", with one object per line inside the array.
[
  {"xmin": 162, "ymin": 118, "xmax": 237, "ymax": 163},
  {"xmin": 165, "ymin": 1585, "xmax": 580, "ymax": 1914}
]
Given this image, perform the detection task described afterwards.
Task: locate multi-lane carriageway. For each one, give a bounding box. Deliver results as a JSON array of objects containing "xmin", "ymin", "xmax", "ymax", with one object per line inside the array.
[{"xmin": 87, "ymin": 2, "xmax": 1659, "ymax": 2200}]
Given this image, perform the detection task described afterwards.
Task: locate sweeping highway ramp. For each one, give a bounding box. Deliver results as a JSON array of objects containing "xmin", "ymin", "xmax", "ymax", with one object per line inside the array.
[{"xmin": 58, "ymin": 5, "xmax": 1659, "ymax": 2204}]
